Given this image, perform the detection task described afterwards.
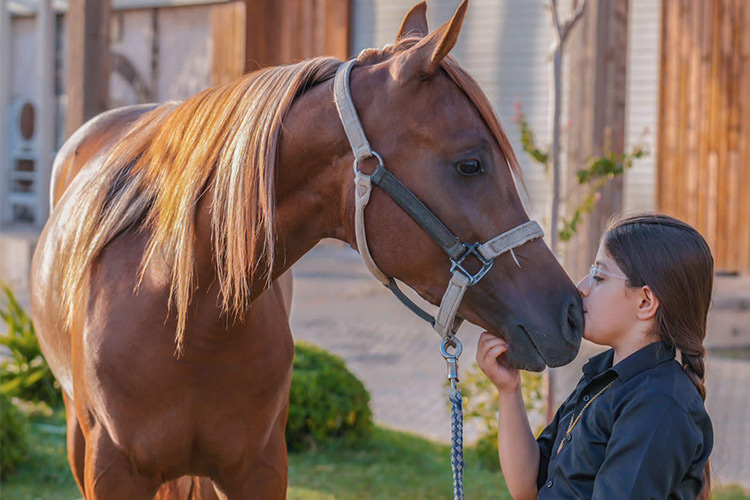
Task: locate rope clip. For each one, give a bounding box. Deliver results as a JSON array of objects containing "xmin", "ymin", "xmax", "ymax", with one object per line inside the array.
[{"xmin": 440, "ymin": 336, "xmax": 463, "ymax": 389}]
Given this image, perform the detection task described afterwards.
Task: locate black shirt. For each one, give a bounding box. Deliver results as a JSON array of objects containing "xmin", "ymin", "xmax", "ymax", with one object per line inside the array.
[{"xmin": 536, "ymin": 341, "xmax": 713, "ymax": 500}]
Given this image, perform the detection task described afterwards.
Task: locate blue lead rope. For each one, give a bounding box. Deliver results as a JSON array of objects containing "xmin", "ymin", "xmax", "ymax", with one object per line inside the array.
[
  {"xmin": 448, "ymin": 387, "xmax": 465, "ymax": 500},
  {"xmin": 441, "ymin": 337, "xmax": 465, "ymax": 500}
]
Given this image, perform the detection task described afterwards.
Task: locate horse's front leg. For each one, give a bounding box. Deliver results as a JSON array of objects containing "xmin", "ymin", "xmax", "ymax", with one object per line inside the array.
[
  {"xmin": 210, "ymin": 413, "xmax": 289, "ymax": 500},
  {"xmin": 83, "ymin": 421, "xmax": 162, "ymax": 500},
  {"xmin": 62, "ymin": 392, "xmax": 87, "ymax": 497}
]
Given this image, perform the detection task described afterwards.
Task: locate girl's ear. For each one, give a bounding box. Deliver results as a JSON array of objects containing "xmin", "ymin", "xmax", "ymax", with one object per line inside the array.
[{"xmin": 636, "ymin": 285, "xmax": 660, "ymax": 321}]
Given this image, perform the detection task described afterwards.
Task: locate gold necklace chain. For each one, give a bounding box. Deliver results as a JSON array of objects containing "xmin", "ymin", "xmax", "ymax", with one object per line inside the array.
[{"xmin": 557, "ymin": 379, "xmax": 616, "ymax": 455}]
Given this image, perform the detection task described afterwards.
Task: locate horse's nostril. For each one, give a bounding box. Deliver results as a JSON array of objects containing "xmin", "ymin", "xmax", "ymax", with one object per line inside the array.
[
  {"xmin": 565, "ymin": 299, "xmax": 584, "ymax": 343},
  {"xmin": 567, "ymin": 304, "xmax": 577, "ymax": 330}
]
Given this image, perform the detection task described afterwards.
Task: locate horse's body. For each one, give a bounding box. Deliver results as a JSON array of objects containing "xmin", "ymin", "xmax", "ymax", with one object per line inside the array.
[
  {"xmin": 36, "ymin": 103, "xmax": 292, "ymax": 498},
  {"xmin": 31, "ymin": 2, "xmax": 583, "ymax": 498}
]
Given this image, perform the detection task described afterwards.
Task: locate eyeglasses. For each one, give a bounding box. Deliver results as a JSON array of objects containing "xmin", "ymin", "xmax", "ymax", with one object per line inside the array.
[{"xmin": 585, "ymin": 264, "xmax": 628, "ymax": 288}]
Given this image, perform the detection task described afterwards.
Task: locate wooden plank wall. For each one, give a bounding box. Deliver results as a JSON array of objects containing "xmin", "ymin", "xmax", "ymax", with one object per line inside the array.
[
  {"xmin": 212, "ymin": 0, "xmax": 349, "ymax": 84},
  {"xmin": 242, "ymin": 0, "xmax": 349, "ymax": 71},
  {"xmin": 658, "ymin": 0, "xmax": 750, "ymax": 273},
  {"xmin": 212, "ymin": 2, "xmax": 246, "ymax": 86}
]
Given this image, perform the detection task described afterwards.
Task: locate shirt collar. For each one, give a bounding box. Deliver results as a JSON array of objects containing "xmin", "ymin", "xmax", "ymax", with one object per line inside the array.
[{"xmin": 581, "ymin": 340, "xmax": 676, "ymax": 383}]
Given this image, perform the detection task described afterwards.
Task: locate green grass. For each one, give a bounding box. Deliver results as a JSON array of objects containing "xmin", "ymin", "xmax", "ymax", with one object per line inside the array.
[
  {"xmin": 719, "ymin": 485, "xmax": 750, "ymax": 500},
  {"xmin": 1, "ymin": 407, "xmax": 81, "ymax": 500},
  {"xmin": 1, "ymin": 412, "xmax": 748, "ymax": 500},
  {"xmin": 288, "ymin": 427, "xmax": 511, "ymax": 500}
]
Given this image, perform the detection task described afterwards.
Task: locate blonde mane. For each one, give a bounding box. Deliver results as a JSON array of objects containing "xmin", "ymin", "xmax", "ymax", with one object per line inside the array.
[
  {"xmin": 60, "ymin": 39, "xmax": 521, "ymax": 352},
  {"xmin": 60, "ymin": 57, "xmax": 341, "ymax": 351}
]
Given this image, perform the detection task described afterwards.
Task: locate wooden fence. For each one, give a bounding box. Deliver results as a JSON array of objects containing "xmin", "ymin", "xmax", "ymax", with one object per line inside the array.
[{"xmin": 658, "ymin": 0, "xmax": 750, "ymax": 274}]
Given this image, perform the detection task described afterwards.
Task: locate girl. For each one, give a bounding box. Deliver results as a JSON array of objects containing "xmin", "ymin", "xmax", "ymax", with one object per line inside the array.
[{"xmin": 477, "ymin": 213, "xmax": 713, "ymax": 500}]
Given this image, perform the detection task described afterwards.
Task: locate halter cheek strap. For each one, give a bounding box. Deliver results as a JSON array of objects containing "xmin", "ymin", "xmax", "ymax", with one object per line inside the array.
[{"xmin": 334, "ymin": 59, "xmax": 544, "ymax": 339}]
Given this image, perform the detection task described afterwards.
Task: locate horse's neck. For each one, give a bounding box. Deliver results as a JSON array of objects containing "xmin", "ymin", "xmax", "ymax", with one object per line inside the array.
[
  {"xmin": 274, "ymin": 76, "xmax": 358, "ymax": 266},
  {"xmin": 203, "ymin": 76, "xmax": 356, "ymax": 300}
]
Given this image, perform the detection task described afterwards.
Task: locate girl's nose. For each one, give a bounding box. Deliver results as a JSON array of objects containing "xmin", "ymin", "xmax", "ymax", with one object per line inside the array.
[{"xmin": 577, "ymin": 275, "xmax": 590, "ymax": 297}]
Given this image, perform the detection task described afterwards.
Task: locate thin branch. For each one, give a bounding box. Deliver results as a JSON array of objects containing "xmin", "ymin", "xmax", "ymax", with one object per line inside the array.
[
  {"xmin": 560, "ymin": 0, "xmax": 589, "ymax": 43},
  {"xmin": 549, "ymin": 0, "xmax": 563, "ymax": 40}
]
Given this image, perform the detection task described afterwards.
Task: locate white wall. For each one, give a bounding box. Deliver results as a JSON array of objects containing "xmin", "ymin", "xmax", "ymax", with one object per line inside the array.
[
  {"xmin": 10, "ymin": 16, "xmax": 37, "ymax": 103},
  {"xmin": 156, "ymin": 5, "xmax": 212, "ymax": 101},
  {"xmin": 624, "ymin": 0, "xmax": 660, "ymax": 212},
  {"xmin": 110, "ymin": 6, "xmax": 213, "ymax": 106},
  {"xmin": 110, "ymin": 9, "xmax": 156, "ymax": 107}
]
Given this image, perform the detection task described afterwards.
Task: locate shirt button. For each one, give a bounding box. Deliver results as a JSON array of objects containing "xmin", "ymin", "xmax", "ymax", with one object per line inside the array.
[
  {"xmin": 582, "ymin": 394, "xmax": 590, "ymax": 402},
  {"xmin": 546, "ymin": 480, "xmax": 554, "ymax": 488}
]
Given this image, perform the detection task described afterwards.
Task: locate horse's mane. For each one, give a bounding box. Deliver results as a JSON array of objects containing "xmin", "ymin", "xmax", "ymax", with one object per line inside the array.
[
  {"xmin": 60, "ymin": 57, "xmax": 341, "ymax": 351},
  {"xmin": 60, "ymin": 38, "xmax": 521, "ymax": 352}
]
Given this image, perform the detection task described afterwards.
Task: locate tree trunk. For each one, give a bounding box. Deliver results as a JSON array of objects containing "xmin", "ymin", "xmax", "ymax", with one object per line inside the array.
[{"xmin": 564, "ymin": 0, "xmax": 629, "ymax": 280}]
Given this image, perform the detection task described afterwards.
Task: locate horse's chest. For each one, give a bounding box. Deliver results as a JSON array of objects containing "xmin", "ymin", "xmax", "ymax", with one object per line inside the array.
[{"xmin": 83, "ymin": 316, "xmax": 294, "ymax": 472}]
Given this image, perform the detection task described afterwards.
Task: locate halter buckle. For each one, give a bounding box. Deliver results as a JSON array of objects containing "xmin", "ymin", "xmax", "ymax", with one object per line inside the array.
[{"xmin": 450, "ymin": 242, "xmax": 494, "ymax": 286}]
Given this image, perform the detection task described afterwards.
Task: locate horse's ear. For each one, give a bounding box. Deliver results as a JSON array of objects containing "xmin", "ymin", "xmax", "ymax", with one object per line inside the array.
[
  {"xmin": 396, "ymin": 1, "xmax": 429, "ymax": 41},
  {"xmin": 392, "ymin": 0, "xmax": 468, "ymax": 82}
]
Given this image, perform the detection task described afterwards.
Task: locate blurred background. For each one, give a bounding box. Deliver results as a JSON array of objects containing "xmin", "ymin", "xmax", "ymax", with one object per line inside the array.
[{"xmin": 0, "ymin": 0, "xmax": 748, "ymax": 495}]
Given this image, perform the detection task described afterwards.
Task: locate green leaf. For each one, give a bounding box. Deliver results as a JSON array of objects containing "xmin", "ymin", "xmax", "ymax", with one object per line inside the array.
[
  {"xmin": 516, "ymin": 110, "xmax": 550, "ymax": 167},
  {"xmin": 561, "ymin": 143, "xmax": 649, "ymax": 241}
]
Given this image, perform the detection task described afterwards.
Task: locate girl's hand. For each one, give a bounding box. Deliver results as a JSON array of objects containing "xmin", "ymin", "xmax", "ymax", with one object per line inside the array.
[{"xmin": 476, "ymin": 331, "xmax": 521, "ymax": 393}]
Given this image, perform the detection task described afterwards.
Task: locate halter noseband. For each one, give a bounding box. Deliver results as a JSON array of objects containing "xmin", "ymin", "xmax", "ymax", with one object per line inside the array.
[{"xmin": 333, "ymin": 59, "xmax": 544, "ymax": 339}]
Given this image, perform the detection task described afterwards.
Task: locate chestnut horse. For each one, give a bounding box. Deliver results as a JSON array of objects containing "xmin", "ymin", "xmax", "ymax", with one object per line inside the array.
[{"xmin": 31, "ymin": 2, "xmax": 582, "ymax": 498}]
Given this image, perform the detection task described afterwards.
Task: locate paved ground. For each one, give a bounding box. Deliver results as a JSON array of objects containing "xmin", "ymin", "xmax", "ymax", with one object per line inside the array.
[{"xmin": 290, "ymin": 240, "xmax": 750, "ymax": 488}]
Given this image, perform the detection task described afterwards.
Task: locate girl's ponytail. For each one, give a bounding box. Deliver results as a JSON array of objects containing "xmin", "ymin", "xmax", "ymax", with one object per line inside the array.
[
  {"xmin": 682, "ymin": 351, "xmax": 706, "ymax": 401},
  {"xmin": 682, "ymin": 350, "xmax": 711, "ymax": 500},
  {"xmin": 604, "ymin": 213, "xmax": 714, "ymax": 500}
]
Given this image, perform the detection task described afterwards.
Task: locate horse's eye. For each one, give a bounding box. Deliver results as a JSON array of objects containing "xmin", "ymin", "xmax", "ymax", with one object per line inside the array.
[{"xmin": 456, "ymin": 159, "xmax": 482, "ymax": 177}]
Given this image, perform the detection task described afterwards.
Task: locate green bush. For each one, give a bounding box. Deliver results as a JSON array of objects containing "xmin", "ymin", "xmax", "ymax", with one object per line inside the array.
[
  {"xmin": 0, "ymin": 284, "xmax": 61, "ymax": 407},
  {"xmin": 0, "ymin": 393, "xmax": 29, "ymax": 478},
  {"xmin": 287, "ymin": 342, "xmax": 373, "ymax": 451},
  {"xmin": 461, "ymin": 363, "xmax": 546, "ymax": 471}
]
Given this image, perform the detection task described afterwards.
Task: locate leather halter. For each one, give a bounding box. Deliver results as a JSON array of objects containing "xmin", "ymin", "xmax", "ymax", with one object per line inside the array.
[{"xmin": 333, "ymin": 59, "xmax": 544, "ymax": 339}]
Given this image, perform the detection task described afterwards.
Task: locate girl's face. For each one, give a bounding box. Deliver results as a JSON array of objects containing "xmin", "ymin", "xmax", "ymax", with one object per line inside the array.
[{"xmin": 577, "ymin": 244, "xmax": 638, "ymax": 347}]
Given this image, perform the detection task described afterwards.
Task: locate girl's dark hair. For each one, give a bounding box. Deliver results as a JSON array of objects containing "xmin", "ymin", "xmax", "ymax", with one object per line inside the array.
[{"xmin": 604, "ymin": 213, "xmax": 713, "ymax": 500}]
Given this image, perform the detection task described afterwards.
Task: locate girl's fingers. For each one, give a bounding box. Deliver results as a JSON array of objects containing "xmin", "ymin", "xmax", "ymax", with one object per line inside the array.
[
  {"xmin": 477, "ymin": 332, "xmax": 509, "ymax": 356},
  {"xmin": 478, "ymin": 331, "xmax": 507, "ymax": 348},
  {"xmin": 482, "ymin": 343, "xmax": 509, "ymax": 365},
  {"xmin": 477, "ymin": 338, "xmax": 509, "ymax": 364}
]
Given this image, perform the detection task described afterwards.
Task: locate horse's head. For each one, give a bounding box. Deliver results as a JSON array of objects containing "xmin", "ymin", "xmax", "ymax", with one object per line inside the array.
[{"xmin": 343, "ymin": 1, "xmax": 582, "ymax": 371}]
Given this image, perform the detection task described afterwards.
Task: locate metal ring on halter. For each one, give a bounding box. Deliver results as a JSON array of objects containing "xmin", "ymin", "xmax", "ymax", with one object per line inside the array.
[
  {"xmin": 441, "ymin": 336, "xmax": 463, "ymax": 389},
  {"xmin": 440, "ymin": 336, "xmax": 463, "ymax": 359},
  {"xmin": 353, "ymin": 151, "xmax": 385, "ymax": 174}
]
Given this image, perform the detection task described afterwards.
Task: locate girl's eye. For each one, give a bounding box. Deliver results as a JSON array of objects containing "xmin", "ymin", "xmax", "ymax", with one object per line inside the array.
[
  {"xmin": 593, "ymin": 276, "xmax": 603, "ymax": 282},
  {"xmin": 456, "ymin": 159, "xmax": 482, "ymax": 177}
]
